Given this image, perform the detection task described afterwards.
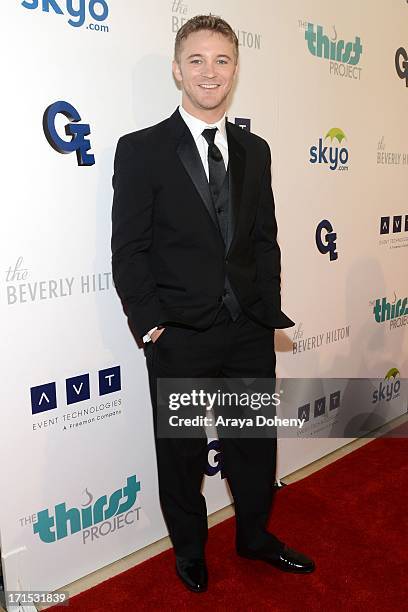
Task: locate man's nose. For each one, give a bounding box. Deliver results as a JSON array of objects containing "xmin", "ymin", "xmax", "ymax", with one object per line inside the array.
[{"xmin": 201, "ymin": 62, "xmax": 217, "ymax": 78}]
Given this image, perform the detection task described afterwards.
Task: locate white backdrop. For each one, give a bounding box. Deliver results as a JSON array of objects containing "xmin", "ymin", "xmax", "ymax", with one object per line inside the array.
[{"xmin": 0, "ymin": 0, "xmax": 407, "ymax": 599}]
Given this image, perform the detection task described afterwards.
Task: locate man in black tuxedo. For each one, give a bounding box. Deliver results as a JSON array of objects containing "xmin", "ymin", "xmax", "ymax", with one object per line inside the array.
[{"xmin": 112, "ymin": 14, "xmax": 314, "ymax": 592}]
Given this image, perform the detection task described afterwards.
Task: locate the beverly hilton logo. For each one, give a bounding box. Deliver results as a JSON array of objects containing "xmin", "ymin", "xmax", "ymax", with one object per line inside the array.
[
  {"xmin": 377, "ymin": 137, "xmax": 408, "ymax": 166},
  {"xmin": 5, "ymin": 257, "xmax": 112, "ymax": 305},
  {"xmin": 293, "ymin": 322, "xmax": 350, "ymax": 354},
  {"xmin": 171, "ymin": 1, "xmax": 261, "ymax": 49}
]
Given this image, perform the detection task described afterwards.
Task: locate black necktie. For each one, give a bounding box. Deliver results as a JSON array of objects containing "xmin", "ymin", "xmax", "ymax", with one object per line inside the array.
[
  {"xmin": 202, "ymin": 128, "xmax": 226, "ymax": 203},
  {"xmin": 202, "ymin": 130, "xmax": 241, "ymax": 321}
]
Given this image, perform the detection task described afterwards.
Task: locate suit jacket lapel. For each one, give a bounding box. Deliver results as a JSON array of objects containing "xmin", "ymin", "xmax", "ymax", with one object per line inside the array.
[
  {"xmin": 176, "ymin": 127, "xmax": 219, "ymax": 230},
  {"xmin": 226, "ymin": 123, "xmax": 246, "ymax": 254},
  {"xmin": 169, "ymin": 109, "xmax": 246, "ymax": 245}
]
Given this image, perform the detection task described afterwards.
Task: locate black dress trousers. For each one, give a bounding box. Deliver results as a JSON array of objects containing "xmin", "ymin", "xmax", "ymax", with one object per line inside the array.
[{"xmin": 145, "ymin": 306, "xmax": 283, "ymax": 559}]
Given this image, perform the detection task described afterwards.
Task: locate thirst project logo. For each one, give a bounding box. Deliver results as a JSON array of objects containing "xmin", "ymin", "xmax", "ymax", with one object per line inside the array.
[
  {"xmin": 304, "ymin": 22, "xmax": 362, "ymax": 79},
  {"xmin": 371, "ymin": 293, "xmax": 408, "ymax": 330},
  {"xmin": 32, "ymin": 475, "xmax": 141, "ymax": 544}
]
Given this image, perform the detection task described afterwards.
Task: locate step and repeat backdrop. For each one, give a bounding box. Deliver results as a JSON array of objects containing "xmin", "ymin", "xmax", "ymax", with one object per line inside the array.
[{"xmin": 1, "ymin": 0, "xmax": 407, "ymax": 599}]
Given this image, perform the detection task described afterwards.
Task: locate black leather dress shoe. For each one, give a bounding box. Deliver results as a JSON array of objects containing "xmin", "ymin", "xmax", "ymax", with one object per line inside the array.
[
  {"xmin": 175, "ymin": 557, "xmax": 208, "ymax": 592},
  {"xmin": 238, "ymin": 545, "xmax": 315, "ymax": 574}
]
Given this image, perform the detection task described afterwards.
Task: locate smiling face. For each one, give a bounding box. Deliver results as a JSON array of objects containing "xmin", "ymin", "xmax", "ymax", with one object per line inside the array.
[{"xmin": 173, "ymin": 29, "xmax": 238, "ymax": 122}]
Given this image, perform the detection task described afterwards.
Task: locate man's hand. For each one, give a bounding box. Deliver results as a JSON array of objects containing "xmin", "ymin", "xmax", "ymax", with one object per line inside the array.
[{"xmin": 150, "ymin": 327, "xmax": 165, "ymax": 343}]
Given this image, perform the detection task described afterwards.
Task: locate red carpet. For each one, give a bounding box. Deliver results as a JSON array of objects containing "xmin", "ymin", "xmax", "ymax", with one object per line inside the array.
[{"xmin": 50, "ymin": 437, "xmax": 407, "ymax": 611}]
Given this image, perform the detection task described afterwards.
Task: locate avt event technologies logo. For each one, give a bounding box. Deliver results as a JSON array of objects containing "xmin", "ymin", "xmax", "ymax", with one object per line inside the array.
[
  {"xmin": 371, "ymin": 292, "xmax": 408, "ymax": 330},
  {"xmin": 301, "ymin": 21, "xmax": 362, "ymax": 80},
  {"xmin": 30, "ymin": 475, "xmax": 141, "ymax": 545},
  {"xmin": 293, "ymin": 322, "xmax": 351, "ymax": 355},
  {"xmin": 234, "ymin": 118, "xmax": 251, "ymax": 131},
  {"xmin": 30, "ymin": 366, "xmax": 122, "ymax": 433},
  {"xmin": 395, "ymin": 47, "xmax": 408, "ymax": 86},
  {"xmin": 43, "ymin": 101, "xmax": 95, "ymax": 166},
  {"xmin": 22, "ymin": 0, "xmax": 109, "ymax": 32},
  {"xmin": 171, "ymin": 1, "xmax": 261, "ymax": 50},
  {"xmin": 297, "ymin": 390, "xmax": 341, "ymax": 437},
  {"xmin": 309, "ymin": 128, "xmax": 349, "ymax": 171},
  {"xmin": 372, "ymin": 368, "xmax": 401, "ymax": 404},
  {"xmin": 316, "ymin": 220, "xmax": 338, "ymax": 261},
  {"xmin": 31, "ymin": 366, "xmax": 121, "ymax": 414},
  {"xmin": 379, "ymin": 214, "xmax": 408, "ymax": 250}
]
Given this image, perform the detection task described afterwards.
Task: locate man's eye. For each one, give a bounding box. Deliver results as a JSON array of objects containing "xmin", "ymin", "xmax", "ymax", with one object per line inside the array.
[
  {"xmin": 217, "ymin": 59, "xmax": 228, "ymax": 65},
  {"xmin": 191, "ymin": 59, "xmax": 202, "ymax": 64}
]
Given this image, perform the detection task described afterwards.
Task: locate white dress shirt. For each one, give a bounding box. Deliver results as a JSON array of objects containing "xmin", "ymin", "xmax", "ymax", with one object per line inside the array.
[
  {"xmin": 143, "ymin": 105, "xmax": 229, "ymax": 343},
  {"xmin": 178, "ymin": 105, "xmax": 229, "ymax": 176}
]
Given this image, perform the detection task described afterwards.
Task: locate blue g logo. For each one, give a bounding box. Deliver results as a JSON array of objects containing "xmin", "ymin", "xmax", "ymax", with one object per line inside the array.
[
  {"xmin": 43, "ymin": 101, "xmax": 95, "ymax": 166},
  {"xmin": 316, "ymin": 219, "xmax": 338, "ymax": 261},
  {"xmin": 205, "ymin": 440, "xmax": 225, "ymax": 479},
  {"xmin": 395, "ymin": 47, "xmax": 408, "ymax": 86}
]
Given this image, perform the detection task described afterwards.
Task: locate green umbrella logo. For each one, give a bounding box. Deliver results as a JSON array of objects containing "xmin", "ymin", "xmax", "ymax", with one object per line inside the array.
[
  {"xmin": 325, "ymin": 128, "xmax": 347, "ymax": 143},
  {"xmin": 385, "ymin": 368, "xmax": 400, "ymax": 381}
]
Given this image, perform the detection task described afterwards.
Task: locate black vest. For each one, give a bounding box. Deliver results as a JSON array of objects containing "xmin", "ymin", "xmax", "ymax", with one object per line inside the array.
[{"xmin": 213, "ymin": 169, "xmax": 241, "ymax": 320}]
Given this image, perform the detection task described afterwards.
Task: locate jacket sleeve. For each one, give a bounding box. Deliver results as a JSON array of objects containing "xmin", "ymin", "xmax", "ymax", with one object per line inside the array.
[
  {"xmin": 254, "ymin": 142, "xmax": 294, "ymax": 328},
  {"xmin": 111, "ymin": 135, "xmax": 162, "ymax": 338},
  {"xmin": 254, "ymin": 141, "xmax": 282, "ymax": 311}
]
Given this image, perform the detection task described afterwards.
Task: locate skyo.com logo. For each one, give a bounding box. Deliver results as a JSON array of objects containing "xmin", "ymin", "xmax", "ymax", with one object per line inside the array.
[
  {"xmin": 372, "ymin": 368, "xmax": 401, "ymax": 404},
  {"xmin": 22, "ymin": 0, "xmax": 109, "ymax": 32},
  {"xmin": 304, "ymin": 23, "xmax": 362, "ymax": 80},
  {"xmin": 43, "ymin": 101, "xmax": 95, "ymax": 166},
  {"xmin": 372, "ymin": 293, "xmax": 408, "ymax": 330},
  {"xmin": 32, "ymin": 475, "xmax": 141, "ymax": 544},
  {"xmin": 309, "ymin": 128, "xmax": 349, "ymax": 171}
]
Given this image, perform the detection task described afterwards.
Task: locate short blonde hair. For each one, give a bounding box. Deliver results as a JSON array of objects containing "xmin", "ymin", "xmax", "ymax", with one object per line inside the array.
[{"xmin": 174, "ymin": 14, "xmax": 239, "ymax": 63}]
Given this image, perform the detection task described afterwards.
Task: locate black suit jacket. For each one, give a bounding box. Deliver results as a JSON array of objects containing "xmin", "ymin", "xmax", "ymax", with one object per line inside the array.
[{"xmin": 111, "ymin": 108, "xmax": 294, "ymax": 338}]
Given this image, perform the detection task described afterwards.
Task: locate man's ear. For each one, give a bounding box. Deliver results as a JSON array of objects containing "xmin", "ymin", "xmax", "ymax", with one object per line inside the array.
[{"xmin": 172, "ymin": 59, "xmax": 182, "ymax": 83}]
